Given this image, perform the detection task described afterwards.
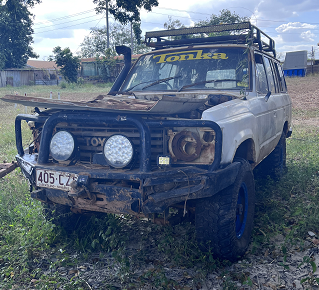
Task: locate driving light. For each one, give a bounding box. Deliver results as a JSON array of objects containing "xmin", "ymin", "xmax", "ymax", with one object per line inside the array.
[
  {"xmin": 103, "ymin": 135, "xmax": 133, "ymax": 168},
  {"xmin": 50, "ymin": 131, "xmax": 75, "ymax": 161}
]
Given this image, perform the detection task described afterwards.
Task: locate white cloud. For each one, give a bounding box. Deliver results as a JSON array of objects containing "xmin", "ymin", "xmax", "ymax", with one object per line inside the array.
[
  {"xmin": 301, "ymin": 31, "xmax": 316, "ymax": 42},
  {"xmin": 274, "ymin": 22, "xmax": 317, "ymax": 43},
  {"xmin": 276, "ymin": 22, "xmax": 316, "ymax": 33}
]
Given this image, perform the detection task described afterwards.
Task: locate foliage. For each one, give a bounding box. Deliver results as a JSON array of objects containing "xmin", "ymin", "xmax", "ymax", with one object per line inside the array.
[
  {"xmin": 163, "ymin": 9, "xmax": 250, "ymax": 41},
  {"xmin": 95, "ymin": 49, "xmax": 116, "ymax": 82},
  {"xmin": 93, "ymin": 0, "xmax": 159, "ymax": 41},
  {"xmin": 163, "ymin": 16, "xmax": 185, "ymax": 31},
  {"xmin": 195, "ymin": 9, "xmax": 249, "ymax": 27},
  {"xmin": 79, "ymin": 23, "xmax": 150, "ymax": 58},
  {"xmin": 50, "ymin": 47, "xmax": 81, "ymax": 83},
  {"xmin": 0, "ymin": 0, "xmax": 39, "ymax": 69},
  {"xmin": 163, "ymin": 16, "xmax": 187, "ymax": 41}
]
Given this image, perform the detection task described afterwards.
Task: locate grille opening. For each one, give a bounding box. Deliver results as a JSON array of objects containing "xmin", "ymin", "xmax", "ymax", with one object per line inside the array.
[{"xmin": 55, "ymin": 123, "xmax": 166, "ymax": 169}]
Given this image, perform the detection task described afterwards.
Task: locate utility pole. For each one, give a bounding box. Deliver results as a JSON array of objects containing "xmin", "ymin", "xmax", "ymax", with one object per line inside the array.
[
  {"xmin": 312, "ymin": 46, "xmax": 314, "ymax": 74},
  {"xmin": 130, "ymin": 22, "xmax": 134, "ymax": 54},
  {"xmin": 106, "ymin": 0, "xmax": 109, "ymax": 49}
]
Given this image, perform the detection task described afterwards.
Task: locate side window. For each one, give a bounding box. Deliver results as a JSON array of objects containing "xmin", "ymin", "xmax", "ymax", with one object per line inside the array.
[
  {"xmin": 263, "ymin": 56, "xmax": 276, "ymax": 94},
  {"xmin": 272, "ymin": 61, "xmax": 282, "ymax": 92},
  {"xmin": 274, "ymin": 62, "xmax": 287, "ymax": 93},
  {"xmin": 255, "ymin": 54, "xmax": 268, "ymax": 94}
]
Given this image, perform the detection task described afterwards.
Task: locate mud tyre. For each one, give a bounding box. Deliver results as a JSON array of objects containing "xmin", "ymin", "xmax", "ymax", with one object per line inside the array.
[
  {"xmin": 255, "ymin": 131, "xmax": 287, "ymax": 181},
  {"xmin": 195, "ymin": 159, "xmax": 255, "ymax": 261}
]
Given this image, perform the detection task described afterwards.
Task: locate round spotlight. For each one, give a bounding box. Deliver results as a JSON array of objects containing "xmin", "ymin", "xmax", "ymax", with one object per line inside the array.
[
  {"xmin": 103, "ymin": 135, "xmax": 133, "ymax": 168},
  {"xmin": 50, "ymin": 131, "xmax": 75, "ymax": 161}
]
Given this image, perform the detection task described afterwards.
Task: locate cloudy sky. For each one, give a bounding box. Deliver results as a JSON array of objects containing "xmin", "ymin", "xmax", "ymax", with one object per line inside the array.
[{"xmin": 30, "ymin": 0, "xmax": 319, "ymax": 61}]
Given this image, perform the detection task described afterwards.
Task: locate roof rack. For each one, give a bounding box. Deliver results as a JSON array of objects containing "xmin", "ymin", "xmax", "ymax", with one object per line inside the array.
[{"xmin": 145, "ymin": 22, "xmax": 276, "ymax": 57}]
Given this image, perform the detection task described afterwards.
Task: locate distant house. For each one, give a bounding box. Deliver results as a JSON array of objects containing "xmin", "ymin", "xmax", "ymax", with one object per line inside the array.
[
  {"xmin": 26, "ymin": 60, "xmax": 63, "ymax": 85},
  {"xmin": 283, "ymin": 51, "xmax": 307, "ymax": 77},
  {"xmin": 0, "ymin": 60, "xmax": 61, "ymax": 87}
]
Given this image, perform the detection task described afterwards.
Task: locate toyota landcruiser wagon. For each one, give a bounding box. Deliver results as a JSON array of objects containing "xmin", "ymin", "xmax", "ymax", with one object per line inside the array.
[{"xmin": 2, "ymin": 22, "xmax": 292, "ymax": 260}]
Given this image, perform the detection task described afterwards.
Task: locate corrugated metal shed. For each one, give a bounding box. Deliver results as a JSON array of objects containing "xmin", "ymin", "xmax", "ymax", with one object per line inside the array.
[{"xmin": 283, "ymin": 50, "xmax": 307, "ymax": 70}]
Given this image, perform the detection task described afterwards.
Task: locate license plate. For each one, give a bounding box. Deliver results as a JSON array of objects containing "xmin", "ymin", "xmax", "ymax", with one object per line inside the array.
[{"xmin": 36, "ymin": 169, "xmax": 78, "ymax": 191}]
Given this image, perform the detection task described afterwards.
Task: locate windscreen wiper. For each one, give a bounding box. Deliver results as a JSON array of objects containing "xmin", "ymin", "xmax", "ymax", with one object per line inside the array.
[
  {"xmin": 141, "ymin": 75, "xmax": 181, "ymax": 90},
  {"xmin": 178, "ymin": 79, "xmax": 240, "ymax": 92}
]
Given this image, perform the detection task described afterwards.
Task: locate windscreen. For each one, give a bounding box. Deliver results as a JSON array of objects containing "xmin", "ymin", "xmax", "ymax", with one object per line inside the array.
[{"xmin": 121, "ymin": 47, "xmax": 250, "ymax": 92}]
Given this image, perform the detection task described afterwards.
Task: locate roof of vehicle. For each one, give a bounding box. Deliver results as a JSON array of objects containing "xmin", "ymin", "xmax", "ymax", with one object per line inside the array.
[{"xmin": 145, "ymin": 22, "xmax": 276, "ymax": 58}]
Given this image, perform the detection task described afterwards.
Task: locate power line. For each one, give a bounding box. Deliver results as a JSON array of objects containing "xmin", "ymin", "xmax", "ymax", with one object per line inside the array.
[
  {"xmin": 75, "ymin": 16, "xmax": 105, "ymax": 54},
  {"xmin": 34, "ymin": 9, "xmax": 96, "ymax": 26},
  {"xmin": 35, "ymin": 13, "xmax": 100, "ymax": 31},
  {"xmin": 33, "ymin": 17, "xmax": 106, "ymax": 35},
  {"xmin": 156, "ymin": 6, "xmax": 319, "ymax": 25}
]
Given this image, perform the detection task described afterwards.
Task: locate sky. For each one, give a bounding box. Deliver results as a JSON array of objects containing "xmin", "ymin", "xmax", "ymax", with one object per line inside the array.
[{"xmin": 30, "ymin": 0, "xmax": 319, "ymax": 61}]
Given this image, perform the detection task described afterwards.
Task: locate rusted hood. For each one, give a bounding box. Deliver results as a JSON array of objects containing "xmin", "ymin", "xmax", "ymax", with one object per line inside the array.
[
  {"xmin": 1, "ymin": 94, "xmax": 156, "ymax": 112},
  {"xmin": 1, "ymin": 93, "xmax": 209, "ymax": 114}
]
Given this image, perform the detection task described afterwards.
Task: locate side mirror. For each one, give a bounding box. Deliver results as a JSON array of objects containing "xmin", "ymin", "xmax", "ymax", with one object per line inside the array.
[{"xmin": 265, "ymin": 91, "xmax": 271, "ymax": 102}]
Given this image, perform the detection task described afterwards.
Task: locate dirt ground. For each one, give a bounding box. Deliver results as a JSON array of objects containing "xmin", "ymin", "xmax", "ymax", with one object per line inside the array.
[{"xmin": 286, "ymin": 75, "xmax": 319, "ymax": 111}]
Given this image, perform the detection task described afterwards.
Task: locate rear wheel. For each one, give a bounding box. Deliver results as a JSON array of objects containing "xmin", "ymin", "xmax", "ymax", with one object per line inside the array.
[
  {"xmin": 255, "ymin": 131, "xmax": 287, "ymax": 180},
  {"xmin": 195, "ymin": 159, "xmax": 255, "ymax": 261}
]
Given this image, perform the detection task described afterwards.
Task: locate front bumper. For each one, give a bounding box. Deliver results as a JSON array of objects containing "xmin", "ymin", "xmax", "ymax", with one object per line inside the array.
[{"xmin": 17, "ymin": 154, "xmax": 240, "ymax": 215}]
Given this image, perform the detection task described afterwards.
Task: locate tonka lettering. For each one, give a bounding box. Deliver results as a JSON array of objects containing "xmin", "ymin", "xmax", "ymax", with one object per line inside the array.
[{"xmin": 153, "ymin": 50, "xmax": 228, "ymax": 64}]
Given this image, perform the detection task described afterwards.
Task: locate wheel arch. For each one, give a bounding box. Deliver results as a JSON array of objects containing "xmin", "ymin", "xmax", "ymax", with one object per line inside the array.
[{"xmin": 233, "ymin": 138, "xmax": 256, "ymax": 164}]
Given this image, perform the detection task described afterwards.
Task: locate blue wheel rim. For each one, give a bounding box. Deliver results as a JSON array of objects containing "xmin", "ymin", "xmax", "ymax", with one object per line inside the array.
[{"xmin": 236, "ymin": 182, "xmax": 248, "ymax": 238}]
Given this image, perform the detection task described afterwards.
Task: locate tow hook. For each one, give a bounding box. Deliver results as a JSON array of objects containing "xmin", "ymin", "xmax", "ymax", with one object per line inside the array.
[{"xmin": 68, "ymin": 174, "xmax": 95, "ymax": 202}]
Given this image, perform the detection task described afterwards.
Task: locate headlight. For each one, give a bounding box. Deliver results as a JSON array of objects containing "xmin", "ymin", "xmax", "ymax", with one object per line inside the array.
[
  {"xmin": 103, "ymin": 135, "xmax": 133, "ymax": 168},
  {"xmin": 50, "ymin": 131, "xmax": 75, "ymax": 161},
  {"xmin": 171, "ymin": 131, "xmax": 201, "ymax": 162}
]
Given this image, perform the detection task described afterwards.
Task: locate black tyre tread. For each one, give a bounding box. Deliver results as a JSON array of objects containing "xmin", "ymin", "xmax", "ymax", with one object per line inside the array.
[
  {"xmin": 195, "ymin": 159, "xmax": 255, "ymax": 261},
  {"xmin": 255, "ymin": 131, "xmax": 287, "ymax": 180}
]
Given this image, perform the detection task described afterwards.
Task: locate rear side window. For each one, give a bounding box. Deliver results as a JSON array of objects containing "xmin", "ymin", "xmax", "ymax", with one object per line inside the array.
[
  {"xmin": 263, "ymin": 56, "xmax": 276, "ymax": 94},
  {"xmin": 255, "ymin": 54, "xmax": 268, "ymax": 94},
  {"xmin": 273, "ymin": 62, "xmax": 287, "ymax": 93}
]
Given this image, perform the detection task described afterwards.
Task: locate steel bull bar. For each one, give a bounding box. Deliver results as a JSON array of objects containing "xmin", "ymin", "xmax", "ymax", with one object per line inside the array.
[{"xmin": 14, "ymin": 112, "xmax": 241, "ymax": 215}]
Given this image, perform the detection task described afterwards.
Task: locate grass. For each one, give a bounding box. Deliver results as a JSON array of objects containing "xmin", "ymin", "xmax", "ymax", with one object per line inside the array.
[
  {"xmin": 1, "ymin": 82, "xmax": 319, "ymax": 289},
  {"xmin": 0, "ymin": 82, "xmax": 113, "ymax": 98}
]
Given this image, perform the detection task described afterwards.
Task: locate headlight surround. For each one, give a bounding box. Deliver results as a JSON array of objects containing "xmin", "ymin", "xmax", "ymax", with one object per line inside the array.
[
  {"xmin": 50, "ymin": 131, "xmax": 75, "ymax": 161},
  {"xmin": 103, "ymin": 134, "xmax": 134, "ymax": 168}
]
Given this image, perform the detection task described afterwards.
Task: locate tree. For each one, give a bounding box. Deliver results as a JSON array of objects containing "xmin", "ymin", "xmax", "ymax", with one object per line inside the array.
[
  {"xmin": 195, "ymin": 9, "xmax": 249, "ymax": 27},
  {"xmin": 79, "ymin": 23, "xmax": 150, "ymax": 58},
  {"xmin": 163, "ymin": 16, "xmax": 187, "ymax": 41},
  {"xmin": 93, "ymin": 0, "xmax": 159, "ymax": 41},
  {"xmin": 162, "ymin": 10, "xmax": 249, "ymax": 40},
  {"xmin": 0, "ymin": 0, "xmax": 40, "ymax": 69},
  {"xmin": 50, "ymin": 47, "xmax": 80, "ymax": 83},
  {"xmin": 163, "ymin": 16, "xmax": 185, "ymax": 31}
]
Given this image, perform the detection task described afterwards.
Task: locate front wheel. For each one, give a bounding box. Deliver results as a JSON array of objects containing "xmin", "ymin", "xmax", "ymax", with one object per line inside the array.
[{"xmin": 195, "ymin": 159, "xmax": 255, "ymax": 261}]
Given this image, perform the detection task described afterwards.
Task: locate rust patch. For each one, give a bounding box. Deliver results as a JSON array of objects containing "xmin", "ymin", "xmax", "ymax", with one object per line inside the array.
[{"xmin": 1, "ymin": 95, "xmax": 157, "ymax": 112}]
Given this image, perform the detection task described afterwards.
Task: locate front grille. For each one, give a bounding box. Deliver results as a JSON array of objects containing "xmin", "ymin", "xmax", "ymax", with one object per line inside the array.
[{"xmin": 55, "ymin": 123, "xmax": 166, "ymax": 167}]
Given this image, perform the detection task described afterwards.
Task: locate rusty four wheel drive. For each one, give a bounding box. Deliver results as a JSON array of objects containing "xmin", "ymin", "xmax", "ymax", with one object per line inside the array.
[{"xmin": 1, "ymin": 22, "xmax": 292, "ymax": 260}]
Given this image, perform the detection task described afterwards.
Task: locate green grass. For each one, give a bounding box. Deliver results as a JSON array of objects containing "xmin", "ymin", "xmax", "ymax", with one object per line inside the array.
[
  {"xmin": 0, "ymin": 82, "xmax": 113, "ymax": 98},
  {"xmin": 1, "ymin": 83, "xmax": 319, "ymax": 288}
]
